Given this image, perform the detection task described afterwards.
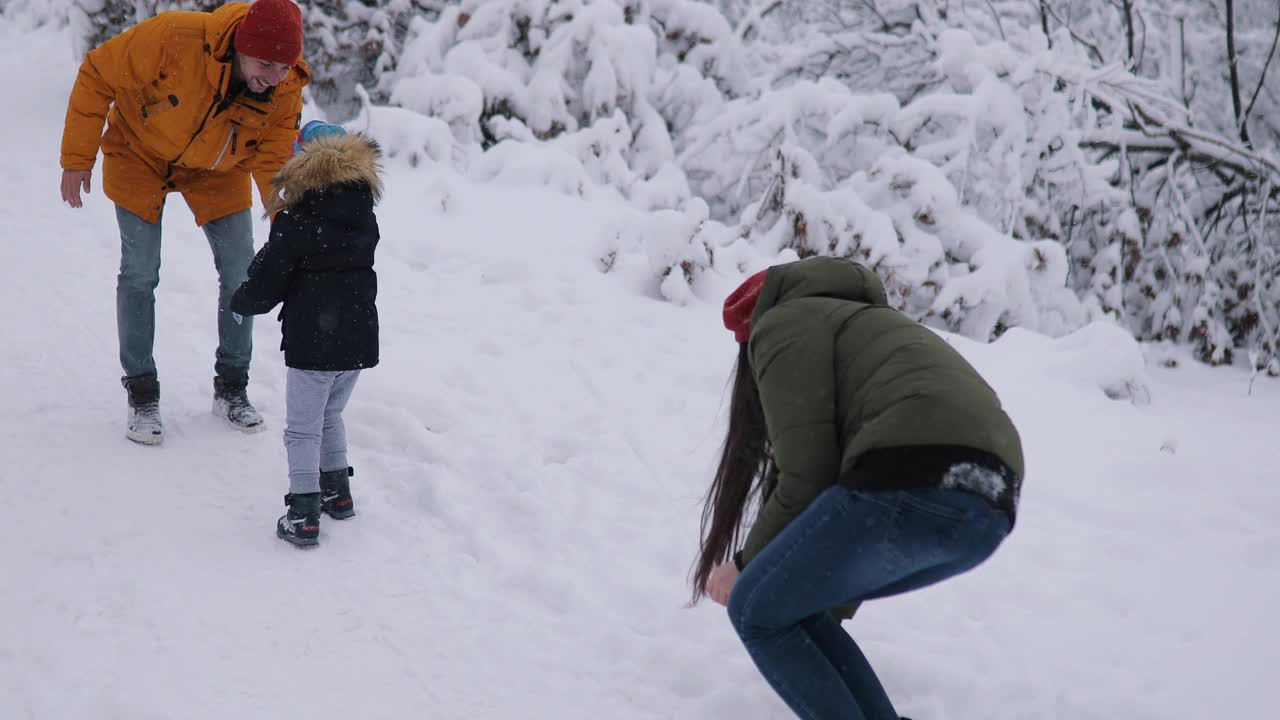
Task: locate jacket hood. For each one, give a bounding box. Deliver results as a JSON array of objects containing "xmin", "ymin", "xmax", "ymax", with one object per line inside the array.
[
  {"xmin": 265, "ymin": 133, "xmax": 383, "ymax": 217},
  {"xmin": 209, "ymin": 3, "xmax": 249, "ymax": 58},
  {"xmin": 751, "ymin": 256, "xmax": 889, "ymax": 324}
]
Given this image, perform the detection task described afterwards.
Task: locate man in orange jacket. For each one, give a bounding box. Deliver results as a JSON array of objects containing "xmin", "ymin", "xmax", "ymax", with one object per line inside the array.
[{"xmin": 59, "ymin": 0, "xmax": 310, "ymax": 445}]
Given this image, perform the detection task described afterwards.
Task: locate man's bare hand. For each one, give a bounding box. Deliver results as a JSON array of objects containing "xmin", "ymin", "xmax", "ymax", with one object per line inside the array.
[{"xmin": 61, "ymin": 169, "xmax": 92, "ymax": 208}]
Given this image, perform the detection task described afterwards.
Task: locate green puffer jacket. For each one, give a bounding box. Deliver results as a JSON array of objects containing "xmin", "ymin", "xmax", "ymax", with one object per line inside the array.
[{"xmin": 739, "ymin": 256, "xmax": 1024, "ymax": 565}]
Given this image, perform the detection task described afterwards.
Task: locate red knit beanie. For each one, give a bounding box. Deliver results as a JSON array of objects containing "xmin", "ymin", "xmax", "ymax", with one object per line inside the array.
[
  {"xmin": 723, "ymin": 269, "xmax": 769, "ymax": 343},
  {"xmin": 234, "ymin": 0, "xmax": 304, "ymax": 66}
]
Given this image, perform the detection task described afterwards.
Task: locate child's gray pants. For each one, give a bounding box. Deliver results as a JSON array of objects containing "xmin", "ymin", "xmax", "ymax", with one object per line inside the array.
[{"xmin": 285, "ymin": 368, "xmax": 362, "ymax": 494}]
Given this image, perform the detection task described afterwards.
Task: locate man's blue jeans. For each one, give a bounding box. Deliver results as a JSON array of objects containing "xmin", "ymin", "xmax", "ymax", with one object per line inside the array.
[
  {"xmin": 727, "ymin": 486, "xmax": 1011, "ymax": 720},
  {"xmin": 115, "ymin": 206, "xmax": 254, "ymax": 382}
]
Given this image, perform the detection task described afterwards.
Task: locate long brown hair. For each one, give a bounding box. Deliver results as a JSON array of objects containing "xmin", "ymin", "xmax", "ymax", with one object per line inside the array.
[{"xmin": 690, "ymin": 342, "xmax": 777, "ymax": 603}]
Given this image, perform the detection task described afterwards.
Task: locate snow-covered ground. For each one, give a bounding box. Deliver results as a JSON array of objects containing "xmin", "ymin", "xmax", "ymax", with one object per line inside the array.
[{"xmin": 3, "ymin": 21, "xmax": 1277, "ymax": 720}]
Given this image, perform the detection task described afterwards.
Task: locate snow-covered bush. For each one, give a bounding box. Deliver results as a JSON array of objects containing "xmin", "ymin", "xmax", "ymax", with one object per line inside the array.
[
  {"xmin": 734, "ymin": 0, "xmax": 1280, "ymax": 367},
  {"xmin": 346, "ymin": 86, "xmax": 471, "ymax": 171},
  {"xmin": 596, "ymin": 196, "xmax": 741, "ymax": 304},
  {"xmin": 303, "ymin": 0, "xmax": 450, "ymax": 122},
  {"xmin": 677, "ymin": 56, "xmax": 1091, "ymax": 339}
]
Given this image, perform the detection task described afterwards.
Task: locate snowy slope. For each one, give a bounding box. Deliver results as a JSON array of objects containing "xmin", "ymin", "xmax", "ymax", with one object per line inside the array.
[{"xmin": 2, "ymin": 22, "xmax": 1277, "ymax": 720}]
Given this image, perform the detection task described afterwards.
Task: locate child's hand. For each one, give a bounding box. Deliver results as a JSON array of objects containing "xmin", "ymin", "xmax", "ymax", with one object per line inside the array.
[
  {"xmin": 707, "ymin": 561, "xmax": 740, "ymax": 606},
  {"xmin": 231, "ymin": 311, "xmax": 244, "ymax": 325}
]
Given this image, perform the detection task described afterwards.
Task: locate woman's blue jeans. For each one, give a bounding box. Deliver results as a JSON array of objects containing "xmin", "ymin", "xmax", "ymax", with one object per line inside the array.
[{"xmin": 726, "ymin": 486, "xmax": 1011, "ymax": 720}]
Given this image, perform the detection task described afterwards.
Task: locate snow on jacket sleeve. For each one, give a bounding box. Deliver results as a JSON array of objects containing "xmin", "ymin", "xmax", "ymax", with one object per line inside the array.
[
  {"xmin": 739, "ymin": 304, "xmax": 842, "ymax": 566},
  {"xmin": 230, "ymin": 209, "xmax": 301, "ymax": 316},
  {"xmin": 60, "ymin": 15, "xmax": 166, "ymax": 171}
]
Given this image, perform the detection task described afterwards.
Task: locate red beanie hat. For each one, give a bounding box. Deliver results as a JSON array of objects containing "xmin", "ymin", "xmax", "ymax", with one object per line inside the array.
[
  {"xmin": 723, "ymin": 269, "xmax": 769, "ymax": 343},
  {"xmin": 235, "ymin": 0, "xmax": 304, "ymax": 66}
]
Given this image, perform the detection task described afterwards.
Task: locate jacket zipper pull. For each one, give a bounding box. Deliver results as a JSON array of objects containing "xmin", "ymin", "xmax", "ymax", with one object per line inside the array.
[{"xmin": 210, "ymin": 128, "xmax": 234, "ymax": 170}]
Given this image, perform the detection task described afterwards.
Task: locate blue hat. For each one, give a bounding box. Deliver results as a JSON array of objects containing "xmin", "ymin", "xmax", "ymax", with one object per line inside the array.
[{"xmin": 293, "ymin": 120, "xmax": 347, "ymax": 154}]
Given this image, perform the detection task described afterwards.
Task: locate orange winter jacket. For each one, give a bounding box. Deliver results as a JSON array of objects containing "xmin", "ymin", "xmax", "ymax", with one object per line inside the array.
[{"xmin": 60, "ymin": 3, "xmax": 310, "ymax": 225}]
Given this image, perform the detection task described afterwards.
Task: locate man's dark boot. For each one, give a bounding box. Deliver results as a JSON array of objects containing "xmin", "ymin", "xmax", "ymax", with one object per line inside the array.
[
  {"xmin": 277, "ymin": 492, "xmax": 321, "ymax": 546},
  {"xmin": 123, "ymin": 376, "xmax": 163, "ymax": 445},
  {"xmin": 213, "ymin": 372, "xmax": 265, "ymax": 433},
  {"xmin": 319, "ymin": 467, "xmax": 356, "ymax": 519}
]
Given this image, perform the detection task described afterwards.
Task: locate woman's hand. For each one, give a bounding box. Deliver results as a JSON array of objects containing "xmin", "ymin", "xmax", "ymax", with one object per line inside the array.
[{"xmin": 707, "ymin": 561, "xmax": 740, "ymax": 606}]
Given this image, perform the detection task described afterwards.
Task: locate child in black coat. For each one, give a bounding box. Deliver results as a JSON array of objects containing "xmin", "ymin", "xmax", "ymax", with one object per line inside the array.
[{"xmin": 230, "ymin": 122, "xmax": 382, "ymax": 546}]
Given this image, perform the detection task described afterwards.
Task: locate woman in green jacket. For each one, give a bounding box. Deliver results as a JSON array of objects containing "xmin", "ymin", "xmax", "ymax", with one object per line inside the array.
[{"xmin": 692, "ymin": 256, "xmax": 1023, "ymax": 720}]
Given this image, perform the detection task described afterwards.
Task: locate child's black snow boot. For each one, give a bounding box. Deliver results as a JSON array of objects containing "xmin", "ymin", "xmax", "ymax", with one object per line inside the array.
[
  {"xmin": 319, "ymin": 467, "xmax": 355, "ymax": 519},
  {"xmin": 277, "ymin": 492, "xmax": 321, "ymax": 546}
]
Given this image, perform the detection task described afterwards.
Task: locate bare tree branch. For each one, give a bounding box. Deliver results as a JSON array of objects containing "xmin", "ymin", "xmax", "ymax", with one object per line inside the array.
[
  {"xmin": 1066, "ymin": 65, "xmax": 1280, "ymax": 184},
  {"xmin": 1134, "ymin": 2, "xmax": 1148, "ymax": 72},
  {"xmin": 1037, "ymin": 0, "xmax": 1051, "ymax": 48},
  {"xmin": 1121, "ymin": 0, "xmax": 1136, "ymax": 68},
  {"xmin": 982, "ymin": 0, "xmax": 1006, "ymax": 42},
  {"xmin": 1242, "ymin": 0, "xmax": 1280, "ymax": 134},
  {"xmin": 734, "ymin": 0, "xmax": 783, "ymax": 43},
  {"xmin": 854, "ymin": 0, "xmax": 891, "ymax": 33},
  {"xmin": 1176, "ymin": 16, "xmax": 1191, "ymax": 112},
  {"xmin": 1225, "ymin": 0, "xmax": 1251, "ymax": 146},
  {"xmin": 1039, "ymin": 1, "xmax": 1105, "ymax": 65}
]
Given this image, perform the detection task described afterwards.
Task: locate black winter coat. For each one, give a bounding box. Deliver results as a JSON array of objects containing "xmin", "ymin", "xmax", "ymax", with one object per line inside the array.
[{"xmin": 230, "ymin": 134, "xmax": 382, "ymax": 371}]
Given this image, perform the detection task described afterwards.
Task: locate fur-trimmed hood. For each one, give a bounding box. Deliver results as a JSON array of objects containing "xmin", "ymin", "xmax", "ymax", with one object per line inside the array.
[{"xmin": 265, "ymin": 133, "xmax": 383, "ymax": 217}]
